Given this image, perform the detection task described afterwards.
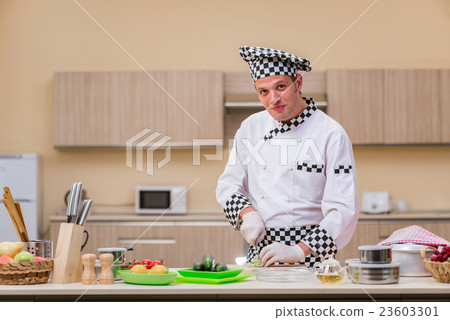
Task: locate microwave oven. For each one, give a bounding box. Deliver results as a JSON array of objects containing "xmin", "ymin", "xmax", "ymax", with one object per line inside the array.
[{"xmin": 135, "ymin": 185, "xmax": 187, "ymax": 214}]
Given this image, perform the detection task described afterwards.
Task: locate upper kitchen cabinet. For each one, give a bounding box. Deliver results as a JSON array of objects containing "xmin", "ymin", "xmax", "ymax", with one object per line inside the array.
[
  {"xmin": 327, "ymin": 69, "xmax": 448, "ymax": 144},
  {"xmin": 327, "ymin": 70, "xmax": 384, "ymax": 144},
  {"xmin": 384, "ymin": 70, "xmax": 441, "ymax": 144},
  {"xmin": 53, "ymin": 70, "xmax": 223, "ymax": 148}
]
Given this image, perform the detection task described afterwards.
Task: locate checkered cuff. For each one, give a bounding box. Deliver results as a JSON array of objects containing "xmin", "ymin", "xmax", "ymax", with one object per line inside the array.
[
  {"xmin": 223, "ymin": 193, "xmax": 252, "ymax": 230},
  {"xmin": 302, "ymin": 227, "xmax": 337, "ymax": 259}
]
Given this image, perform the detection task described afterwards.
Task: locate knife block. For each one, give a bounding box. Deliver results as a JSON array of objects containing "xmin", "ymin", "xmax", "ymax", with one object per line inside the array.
[{"xmin": 51, "ymin": 223, "xmax": 85, "ymax": 284}]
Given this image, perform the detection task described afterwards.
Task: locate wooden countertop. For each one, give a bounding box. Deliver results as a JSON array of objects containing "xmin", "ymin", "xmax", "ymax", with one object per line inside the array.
[
  {"xmin": 50, "ymin": 211, "xmax": 450, "ymax": 223},
  {"xmin": 0, "ymin": 270, "xmax": 448, "ymax": 302}
]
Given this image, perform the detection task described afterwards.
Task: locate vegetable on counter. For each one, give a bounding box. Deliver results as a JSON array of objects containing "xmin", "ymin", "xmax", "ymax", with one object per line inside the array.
[
  {"xmin": 430, "ymin": 246, "xmax": 450, "ymax": 263},
  {"xmin": 202, "ymin": 254, "xmax": 215, "ymax": 271},
  {"xmin": 192, "ymin": 254, "xmax": 228, "ymax": 272},
  {"xmin": 244, "ymin": 256, "xmax": 262, "ymax": 267},
  {"xmin": 0, "ymin": 241, "xmax": 24, "ymax": 258},
  {"xmin": 120, "ymin": 259, "xmax": 165, "ymax": 270}
]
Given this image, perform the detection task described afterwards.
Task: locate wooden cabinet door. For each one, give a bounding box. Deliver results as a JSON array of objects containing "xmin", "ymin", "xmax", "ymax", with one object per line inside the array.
[
  {"xmin": 384, "ymin": 70, "xmax": 441, "ymax": 143},
  {"xmin": 112, "ymin": 224, "xmax": 178, "ymax": 265},
  {"xmin": 327, "ymin": 70, "xmax": 384, "ymax": 144},
  {"xmin": 335, "ymin": 222, "xmax": 380, "ymax": 263},
  {"xmin": 54, "ymin": 70, "xmax": 223, "ymax": 147},
  {"xmin": 440, "ymin": 69, "xmax": 450, "ymax": 143},
  {"xmin": 175, "ymin": 223, "xmax": 245, "ymax": 267},
  {"xmin": 163, "ymin": 71, "xmax": 224, "ymax": 144}
]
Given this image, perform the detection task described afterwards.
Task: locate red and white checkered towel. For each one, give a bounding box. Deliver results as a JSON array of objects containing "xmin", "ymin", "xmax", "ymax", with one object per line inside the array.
[{"xmin": 378, "ymin": 225, "xmax": 450, "ymax": 247}]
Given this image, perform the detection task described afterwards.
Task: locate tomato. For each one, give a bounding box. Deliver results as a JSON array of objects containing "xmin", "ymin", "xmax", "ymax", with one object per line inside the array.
[
  {"xmin": 149, "ymin": 260, "xmax": 163, "ymax": 269},
  {"xmin": 142, "ymin": 259, "xmax": 152, "ymax": 265}
]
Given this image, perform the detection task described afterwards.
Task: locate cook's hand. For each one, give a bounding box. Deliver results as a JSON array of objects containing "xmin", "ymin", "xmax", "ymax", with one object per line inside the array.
[
  {"xmin": 260, "ymin": 242, "xmax": 305, "ymax": 267},
  {"xmin": 240, "ymin": 211, "xmax": 265, "ymax": 246}
]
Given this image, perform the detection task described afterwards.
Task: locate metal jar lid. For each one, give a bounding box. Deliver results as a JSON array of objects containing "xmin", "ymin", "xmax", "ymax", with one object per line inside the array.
[
  {"xmin": 390, "ymin": 243, "xmax": 433, "ymax": 253},
  {"xmin": 347, "ymin": 260, "xmax": 401, "ymax": 268},
  {"xmin": 98, "ymin": 247, "xmax": 129, "ymax": 252},
  {"xmin": 358, "ymin": 245, "xmax": 392, "ymax": 251}
]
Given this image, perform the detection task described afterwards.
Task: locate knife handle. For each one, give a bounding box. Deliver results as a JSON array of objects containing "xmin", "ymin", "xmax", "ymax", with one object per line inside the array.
[
  {"xmin": 77, "ymin": 199, "xmax": 93, "ymax": 226},
  {"xmin": 66, "ymin": 183, "xmax": 77, "ymax": 222}
]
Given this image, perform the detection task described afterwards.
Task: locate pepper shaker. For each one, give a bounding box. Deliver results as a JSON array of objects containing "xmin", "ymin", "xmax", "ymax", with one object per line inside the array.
[
  {"xmin": 99, "ymin": 253, "xmax": 114, "ymax": 284},
  {"xmin": 81, "ymin": 253, "xmax": 97, "ymax": 285}
]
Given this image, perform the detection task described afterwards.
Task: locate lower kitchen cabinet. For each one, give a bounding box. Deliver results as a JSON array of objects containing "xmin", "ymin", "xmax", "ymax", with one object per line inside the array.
[
  {"xmin": 335, "ymin": 222, "xmax": 380, "ymax": 263},
  {"xmin": 50, "ymin": 221, "xmax": 245, "ymax": 267},
  {"xmin": 335, "ymin": 217, "xmax": 450, "ymax": 264}
]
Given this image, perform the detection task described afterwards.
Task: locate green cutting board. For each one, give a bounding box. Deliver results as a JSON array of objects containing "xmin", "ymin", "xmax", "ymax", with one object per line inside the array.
[
  {"xmin": 177, "ymin": 268, "xmax": 243, "ymax": 279},
  {"xmin": 175, "ymin": 274, "xmax": 253, "ymax": 284}
]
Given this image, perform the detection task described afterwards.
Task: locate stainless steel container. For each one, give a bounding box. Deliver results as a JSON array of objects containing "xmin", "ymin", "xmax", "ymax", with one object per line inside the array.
[
  {"xmin": 97, "ymin": 247, "xmax": 133, "ymax": 264},
  {"xmin": 358, "ymin": 245, "xmax": 392, "ymax": 263},
  {"xmin": 391, "ymin": 244, "xmax": 433, "ymax": 277},
  {"xmin": 23, "ymin": 240, "xmax": 53, "ymax": 258},
  {"xmin": 346, "ymin": 260, "xmax": 400, "ymax": 284}
]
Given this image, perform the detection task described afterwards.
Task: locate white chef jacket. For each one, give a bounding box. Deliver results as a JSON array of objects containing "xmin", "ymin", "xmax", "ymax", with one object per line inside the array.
[{"xmin": 216, "ymin": 98, "xmax": 358, "ymax": 260}]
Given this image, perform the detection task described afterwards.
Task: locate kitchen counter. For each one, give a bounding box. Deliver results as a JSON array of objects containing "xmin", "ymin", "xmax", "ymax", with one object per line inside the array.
[
  {"xmin": 0, "ymin": 271, "xmax": 449, "ymax": 302},
  {"xmin": 50, "ymin": 211, "xmax": 450, "ymax": 223}
]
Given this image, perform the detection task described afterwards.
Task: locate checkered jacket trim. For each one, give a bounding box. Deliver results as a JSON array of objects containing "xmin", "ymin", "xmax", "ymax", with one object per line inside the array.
[
  {"xmin": 334, "ymin": 164, "xmax": 352, "ymax": 174},
  {"xmin": 264, "ymin": 98, "xmax": 317, "ymax": 141},
  {"xmin": 302, "ymin": 227, "xmax": 338, "ymax": 258},
  {"xmin": 246, "ymin": 225, "xmax": 337, "ymax": 268},
  {"xmin": 223, "ymin": 193, "xmax": 252, "ymax": 229},
  {"xmin": 297, "ymin": 162, "xmax": 324, "ymax": 173}
]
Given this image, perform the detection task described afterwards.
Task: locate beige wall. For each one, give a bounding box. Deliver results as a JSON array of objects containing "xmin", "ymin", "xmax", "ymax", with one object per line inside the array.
[{"xmin": 1, "ymin": 0, "xmax": 450, "ymax": 239}]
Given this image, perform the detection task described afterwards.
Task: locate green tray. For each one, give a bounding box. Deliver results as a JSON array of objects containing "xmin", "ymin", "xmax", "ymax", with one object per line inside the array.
[
  {"xmin": 118, "ymin": 270, "xmax": 177, "ymax": 285},
  {"xmin": 177, "ymin": 268, "xmax": 243, "ymax": 279},
  {"xmin": 175, "ymin": 274, "xmax": 253, "ymax": 284}
]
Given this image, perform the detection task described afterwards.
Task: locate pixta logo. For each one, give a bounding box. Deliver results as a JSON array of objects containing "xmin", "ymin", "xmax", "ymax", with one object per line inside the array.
[{"xmin": 126, "ymin": 129, "xmax": 172, "ymax": 175}]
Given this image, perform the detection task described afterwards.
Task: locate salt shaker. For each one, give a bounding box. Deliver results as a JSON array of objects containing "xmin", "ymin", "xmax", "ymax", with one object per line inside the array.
[
  {"xmin": 99, "ymin": 253, "xmax": 115, "ymax": 285},
  {"xmin": 81, "ymin": 253, "xmax": 97, "ymax": 285}
]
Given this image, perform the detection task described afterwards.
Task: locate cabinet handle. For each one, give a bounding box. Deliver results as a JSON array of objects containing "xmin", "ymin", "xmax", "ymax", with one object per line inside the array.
[{"xmin": 118, "ymin": 238, "xmax": 176, "ymax": 245}]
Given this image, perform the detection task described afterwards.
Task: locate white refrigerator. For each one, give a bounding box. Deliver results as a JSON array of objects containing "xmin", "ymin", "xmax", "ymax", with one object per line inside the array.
[{"xmin": 0, "ymin": 154, "xmax": 40, "ymax": 241}]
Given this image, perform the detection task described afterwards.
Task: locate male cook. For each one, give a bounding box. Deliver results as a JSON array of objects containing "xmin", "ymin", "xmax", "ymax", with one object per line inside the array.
[{"xmin": 216, "ymin": 46, "xmax": 358, "ymax": 267}]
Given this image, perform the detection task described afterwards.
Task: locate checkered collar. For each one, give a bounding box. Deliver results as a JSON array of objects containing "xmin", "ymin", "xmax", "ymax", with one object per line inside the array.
[{"xmin": 264, "ymin": 98, "xmax": 317, "ymax": 140}]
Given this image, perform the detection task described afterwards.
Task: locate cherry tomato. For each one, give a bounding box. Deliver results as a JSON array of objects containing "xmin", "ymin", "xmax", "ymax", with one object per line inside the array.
[
  {"xmin": 142, "ymin": 259, "xmax": 152, "ymax": 265},
  {"xmin": 149, "ymin": 260, "xmax": 163, "ymax": 269}
]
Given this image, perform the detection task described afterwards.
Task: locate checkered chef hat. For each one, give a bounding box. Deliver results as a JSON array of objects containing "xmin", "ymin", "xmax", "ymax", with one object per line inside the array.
[{"xmin": 239, "ymin": 46, "xmax": 311, "ymax": 82}]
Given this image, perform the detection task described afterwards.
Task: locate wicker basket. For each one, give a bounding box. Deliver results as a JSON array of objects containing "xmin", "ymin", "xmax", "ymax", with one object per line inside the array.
[
  {"xmin": 423, "ymin": 260, "xmax": 450, "ymax": 283},
  {"xmin": 0, "ymin": 259, "xmax": 53, "ymax": 285},
  {"xmin": 420, "ymin": 247, "xmax": 450, "ymax": 283}
]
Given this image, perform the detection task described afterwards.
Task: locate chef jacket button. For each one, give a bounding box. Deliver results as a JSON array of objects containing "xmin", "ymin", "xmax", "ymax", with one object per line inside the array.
[
  {"xmin": 289, "ymin": 166, "xmax": 293, "ymax": 171},
  {"xmin": 285, "ymin": 197, "xmax": 290, "ymax": 202},
  {"xmin": 262, "ymin": 166, "xmax": 266, "ymax": 170},
  {"xmin": 260, "ymin": 194, "xmax": 264, "ymax": 199}
]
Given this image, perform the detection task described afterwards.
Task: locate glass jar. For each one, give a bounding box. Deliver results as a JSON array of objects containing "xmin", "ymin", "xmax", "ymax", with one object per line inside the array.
[{"xmin": 314, "ymin": 259, "xmax": 345, "ymax": 284}]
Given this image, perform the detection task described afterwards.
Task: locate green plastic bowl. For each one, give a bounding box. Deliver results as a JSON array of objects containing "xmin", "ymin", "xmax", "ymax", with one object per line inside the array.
[{"xmin": 118, "ymin": 270, "xmax": 177, "ymax": 285}]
